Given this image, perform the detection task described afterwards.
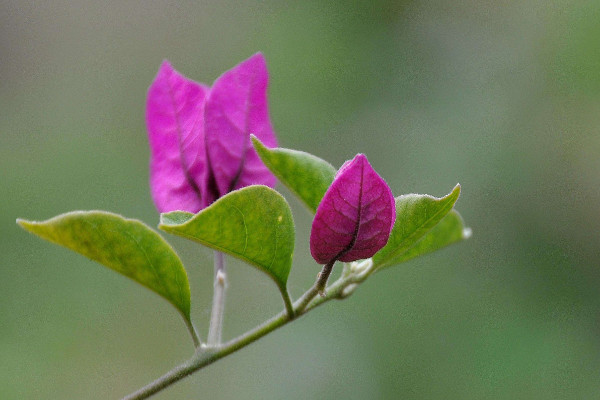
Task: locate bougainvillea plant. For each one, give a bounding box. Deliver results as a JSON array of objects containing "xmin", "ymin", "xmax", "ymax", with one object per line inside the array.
[{"xmin": 17, "ymin": 53, "xmax": 471, "ymax": 399}]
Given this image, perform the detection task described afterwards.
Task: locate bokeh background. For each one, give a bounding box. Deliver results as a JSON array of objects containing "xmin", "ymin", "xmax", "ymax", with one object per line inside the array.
[{"xmin": 2, "ymin": 1, "xmax": 599, "ymax": 399}]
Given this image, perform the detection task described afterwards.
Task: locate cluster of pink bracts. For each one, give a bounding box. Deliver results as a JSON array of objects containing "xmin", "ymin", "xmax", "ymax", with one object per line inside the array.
[{"xmin": 146, "ymin": 53, "xmax": 396, "ymax": 268}]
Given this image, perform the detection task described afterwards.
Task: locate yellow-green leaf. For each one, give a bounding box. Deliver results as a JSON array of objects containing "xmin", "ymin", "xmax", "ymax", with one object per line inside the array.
[
  {"xmin": 17, "ymin": 211, "xmax": 192, "ymax": 321},
  {"xmin": 380, "ymin": 210, "xmax": 471, "ymax": 266},
  {"xmin": 252, "ymin": 135, "xmax": 336, "ymax": 213},
  {"xmin": 373, "ymin": 184, "xmax": 461, "ymax": 270},
  {"xmin": 159, "ymin": 185, "xmax": 295, "ymax": 298}
]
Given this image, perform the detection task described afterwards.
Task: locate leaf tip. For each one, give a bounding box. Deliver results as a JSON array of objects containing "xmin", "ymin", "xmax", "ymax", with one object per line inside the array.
[
  {"xmin": 250, "ymin": 134, "xmax": 262, "ymax": 148},
  {"xmin": 441, "ymin": 183, "xmax": 461, "ymax": 207},
  {"xmin": 452, "ymin": 183, "xmax": 461, "ymax": 196},
  {"xmin": 16, "ymin": 218, "xmax": 41, "ymax": 234},
  {"xmin": 251, "ymin": 135, "xmax": 272, "ymax": 160},
  {"xmin": 462, "ymin": 226, "xmax": 473, "ymax": 239},
  {"xmin": 16, "ymin": 218, "xmax": 30, "ymax": 229}
]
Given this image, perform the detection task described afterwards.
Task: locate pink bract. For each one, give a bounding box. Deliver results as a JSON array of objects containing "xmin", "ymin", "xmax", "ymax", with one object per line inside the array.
[
  {"xmin": 205, "ymin": 53, "xmax": 277, "ymax": 197},
  {"xmin": 146, "ymin": 53, "xmax": 277, "ymax": 213},
  {"xmin": 310, "ymin": 154, "xmax": 396, "ymax": 265},
  {"xmin": 146, "ymin": 61, "xmax": 209, "ymax": 213}
]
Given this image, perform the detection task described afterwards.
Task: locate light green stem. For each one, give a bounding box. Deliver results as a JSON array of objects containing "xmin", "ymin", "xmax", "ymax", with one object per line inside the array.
[
  {"xmin": 295, "ymin": 260, "xmax": 336, "ymax": 314},
  {"xmin": 280, "ymin": 287, "xmax": 295, "ymax": 318},
  {"xmin": 183, "ymin": 317, "xmax": 201, "ymax": 348}
]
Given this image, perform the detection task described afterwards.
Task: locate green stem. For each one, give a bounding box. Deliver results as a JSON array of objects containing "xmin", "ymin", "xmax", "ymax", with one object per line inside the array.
[
  {"xmin": 280, "ymin": 287, "xmax": 295, "ymax": 319},
  {"xmin": 183, "ymin": 317, "xmax": 201, "ymax": 348},
  {"xmin": 122, "ymin": 271, "xmax": 356, "ymax": 400},
  {"xmin": 295, "ymin": 260, "xmax": 336, "ymax": 314}
]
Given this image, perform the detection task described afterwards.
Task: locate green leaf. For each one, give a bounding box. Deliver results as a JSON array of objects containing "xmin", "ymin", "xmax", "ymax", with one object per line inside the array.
[
  {"xmin": 159, "ymin": 185, "xmax": 295, "ymax": 296},
  {"xmin": 252, "ymin": 135, "xmax": 336, "ymax": 213},
  {"xmin": 17, "ymin": 211, "xmax": 192, "ymax": 321},
  {"xmin": 381, "ymin": 210, "xmax": 471, "ymax": 266},
  {"xmin": 372, "ymin": 184, "xmax": 462, "ymax": 270}
]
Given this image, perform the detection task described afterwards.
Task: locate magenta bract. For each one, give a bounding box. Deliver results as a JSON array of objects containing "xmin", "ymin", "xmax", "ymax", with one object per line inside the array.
[
  {"xmin": 146, "ymin": 53, "xmax": 277, "ymax": 213},
  {"xmin": 310, "ymin": 154, "xmax": 396, "ymax": 265},
  {"xmin": 205, "ymin": 54, "xmax": 277, "ymax": 198},
  {"xmin": 146, "ymin": 61, "xmax": 209, "ymax": 213}
]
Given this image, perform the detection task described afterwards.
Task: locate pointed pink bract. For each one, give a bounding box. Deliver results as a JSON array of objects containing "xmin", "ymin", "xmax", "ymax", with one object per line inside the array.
[
  {"xmin": 146, "ymin": 61, "xmax": 209, "ymax": 213},
  {"xmin": 146, "ymin": 54, "xmax": 278, "ymax": 213},
  {"xmin": 204, "ymin": 53, "xmax": 277, "ymax": 198},
  {"xmin": 310, "ymin": 154, "xmax": 396, "ymax": 264}
]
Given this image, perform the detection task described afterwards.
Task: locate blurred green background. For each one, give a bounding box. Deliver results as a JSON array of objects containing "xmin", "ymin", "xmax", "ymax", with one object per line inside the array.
[{"xmin": 2, "ymin": 1, "xmax": 599, "ymax": 399}]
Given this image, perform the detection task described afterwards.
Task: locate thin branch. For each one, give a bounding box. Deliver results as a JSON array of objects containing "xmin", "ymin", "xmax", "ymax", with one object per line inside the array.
[
  {"xmin": 122, "ymin": 269, "xmax": 359, "ymax": 400},
  {"xmin": 207, "ymin": 251, "xmax": 226, "ymax": 346},
  {"xmin": 295, "ymin": 260, "xmax": 336, "ymax": 314}
]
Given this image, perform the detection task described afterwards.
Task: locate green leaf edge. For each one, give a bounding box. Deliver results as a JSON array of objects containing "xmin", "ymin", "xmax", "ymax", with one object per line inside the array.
[
  {"xmin": 377, "ymin": 209, "xmax": 471, "ymax": 268},
  {"xmin": 17, "ymin": 210, "xmax": 192, "ymax": 321},
  {"xmin": 251, "ymin": 135, "xmax": 337, "ymax": 213},
  {"xmin": 372, "ymin": 183, "xmax": 463, "ymax": 270}
]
